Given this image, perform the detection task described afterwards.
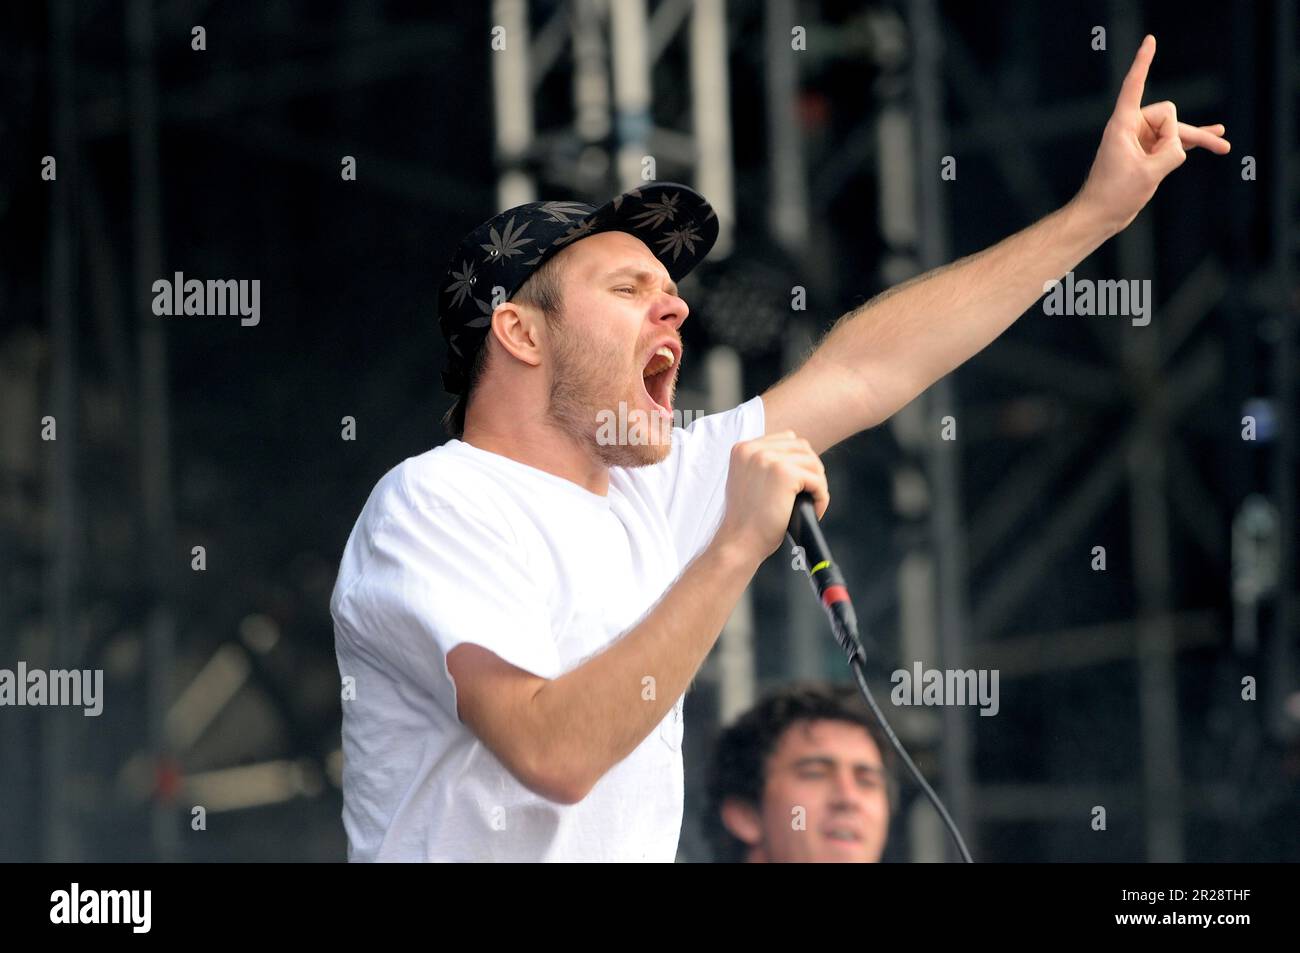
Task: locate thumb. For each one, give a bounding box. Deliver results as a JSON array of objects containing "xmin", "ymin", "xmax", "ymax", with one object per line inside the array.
[{"xmin": 1151, "ymin": 103, "xmax": 1187, "ymax": 175}]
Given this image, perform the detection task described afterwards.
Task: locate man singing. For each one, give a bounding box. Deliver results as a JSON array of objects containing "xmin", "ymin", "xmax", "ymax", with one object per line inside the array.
[{"xmin": 330, "ymin": 36, "xmax": 1227, "ymax": 861}]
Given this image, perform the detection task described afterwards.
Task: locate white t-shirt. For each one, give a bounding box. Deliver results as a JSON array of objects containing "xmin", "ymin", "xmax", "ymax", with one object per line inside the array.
[{"xmin": 330, "ymin": 396, "xmax": 765, "ymax": 861}]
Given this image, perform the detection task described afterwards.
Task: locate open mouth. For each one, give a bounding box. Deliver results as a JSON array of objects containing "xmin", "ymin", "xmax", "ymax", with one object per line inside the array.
[{"xmin": 641, "ymin": 345, "xmax": 677, "ymax": 417}]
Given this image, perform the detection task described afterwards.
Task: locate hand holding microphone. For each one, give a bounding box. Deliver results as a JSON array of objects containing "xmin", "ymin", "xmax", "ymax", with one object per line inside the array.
[
  {"xmin": 714, "ymin": 428, "xmax": 860, "ymax": 663},
  {"xmin": 715, "ymin": 430, "xmax": 830, "ymax": 560}
]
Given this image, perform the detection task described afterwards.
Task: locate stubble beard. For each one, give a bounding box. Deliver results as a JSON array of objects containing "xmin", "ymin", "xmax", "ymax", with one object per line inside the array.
[{"xmin": 546, "ymin": 321, "xmax": 673, "ymax": 469}]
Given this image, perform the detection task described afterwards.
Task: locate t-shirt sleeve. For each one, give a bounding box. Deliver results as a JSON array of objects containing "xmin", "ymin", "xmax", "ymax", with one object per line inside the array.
[
  {"xmin": 653, "ymin": 394, "xmax": 766, "ymax": 565},
  {"xmin": 332, "ymin": 488, "xmax": 559, "ymax": 723}
]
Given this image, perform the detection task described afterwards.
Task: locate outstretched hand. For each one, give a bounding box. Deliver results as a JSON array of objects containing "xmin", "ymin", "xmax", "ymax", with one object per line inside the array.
[{"xmin": 1075, "ymin": 35, "xmax": 1230, "ymax": 235}]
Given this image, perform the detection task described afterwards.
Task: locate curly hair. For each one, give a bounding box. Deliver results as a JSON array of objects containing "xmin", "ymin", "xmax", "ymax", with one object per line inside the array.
[{"xmin": 704, "ymin": 681, "xmax": 898, "ymax": 862}]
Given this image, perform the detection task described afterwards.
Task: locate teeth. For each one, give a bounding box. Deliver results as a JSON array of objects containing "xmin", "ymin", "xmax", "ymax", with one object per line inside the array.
[{"xmin": 643, "ymin": 346, "xmax": 676, "ymax": 378}]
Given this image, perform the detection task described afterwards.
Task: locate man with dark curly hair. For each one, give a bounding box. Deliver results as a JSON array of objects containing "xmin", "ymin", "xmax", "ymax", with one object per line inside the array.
[{"xmin": 706, "ymin": 683, "xmax": 898, "ymax": 862}]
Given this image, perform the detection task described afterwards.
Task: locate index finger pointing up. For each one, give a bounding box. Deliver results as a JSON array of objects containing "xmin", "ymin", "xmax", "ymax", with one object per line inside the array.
[{"xmin": 1117, "ymin": 34, "xmax": 1156, "ymax": 114}]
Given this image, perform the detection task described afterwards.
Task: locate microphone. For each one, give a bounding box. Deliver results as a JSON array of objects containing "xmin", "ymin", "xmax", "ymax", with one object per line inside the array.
[{"xmin": 785, "ymin": 491, "xmax": 865, "ymax": 665}]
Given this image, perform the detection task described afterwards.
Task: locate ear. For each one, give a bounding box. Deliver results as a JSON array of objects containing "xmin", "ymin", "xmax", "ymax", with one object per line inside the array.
[
  {"xmin": 489, "ymin": 301, "xmax": 544, "ymax": 370},
  {"xmin": 720, "ymin": 796, "xmax": 764, "ymax": 851}
]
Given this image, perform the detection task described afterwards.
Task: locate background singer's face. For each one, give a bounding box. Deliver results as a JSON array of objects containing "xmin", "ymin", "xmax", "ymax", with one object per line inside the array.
[
  {"xmin": 745, "ymin": 719, "xmax": 889, "ymax": 863},
  {"xmin": 544, "ymin": 231, "xmax": 688, "ymax": 468}
]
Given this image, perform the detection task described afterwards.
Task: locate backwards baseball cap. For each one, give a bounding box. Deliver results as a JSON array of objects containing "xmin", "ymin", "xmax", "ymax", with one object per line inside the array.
[{"xmin": 436, "ymin": 182, "xmax": 719, "ymax": 395}]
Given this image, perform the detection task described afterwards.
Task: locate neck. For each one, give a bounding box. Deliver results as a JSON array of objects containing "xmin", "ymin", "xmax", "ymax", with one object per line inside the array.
[{"xmin": 462, "ymin": 404, "xmax": 610, "ymax": 497}]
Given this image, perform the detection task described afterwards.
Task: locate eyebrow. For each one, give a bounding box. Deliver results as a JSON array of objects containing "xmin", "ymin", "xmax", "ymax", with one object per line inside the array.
[
  {"xmin": 601, "ymin": 266, "xmax": 678, "ymax": 298},
  {"xmin": 791, "ymin": 756, "xmax": 884, "ymax": 776}
]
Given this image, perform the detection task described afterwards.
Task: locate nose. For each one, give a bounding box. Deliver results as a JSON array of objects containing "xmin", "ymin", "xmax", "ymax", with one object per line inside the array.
[
  {"xmin": 653, "ymin": 288, "xmax": 688, "ymax": 330},
  {"xmin": 830, "ymin": 768, "xmax": 863, "ymax": 809}
]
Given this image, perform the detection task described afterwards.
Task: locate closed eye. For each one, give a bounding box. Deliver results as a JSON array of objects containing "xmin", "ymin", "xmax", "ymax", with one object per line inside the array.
[{"xmin": 613, "ymin": 286, "xmax": 636, "ymax": 295}]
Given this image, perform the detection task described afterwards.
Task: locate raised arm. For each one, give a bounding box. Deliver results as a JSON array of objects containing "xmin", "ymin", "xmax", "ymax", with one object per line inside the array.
[{"xmin": 762, "ymin": 34, "xmax": 1230, "ymax": 454}]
